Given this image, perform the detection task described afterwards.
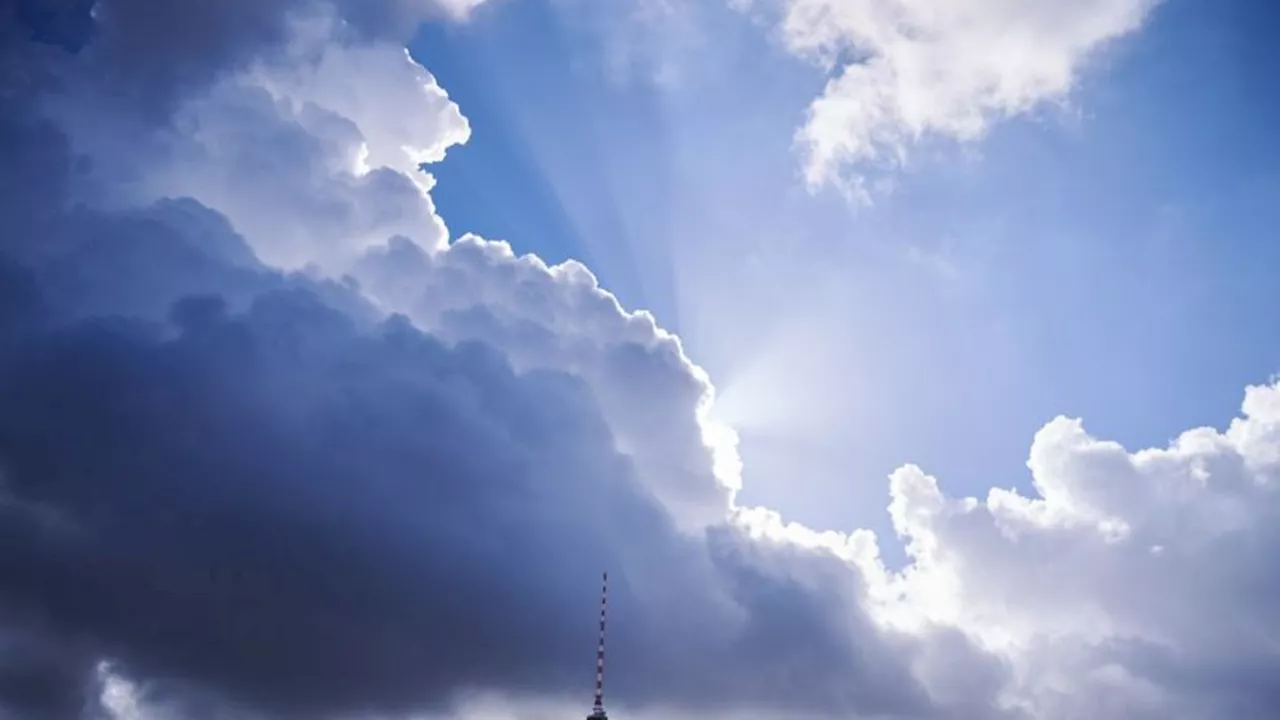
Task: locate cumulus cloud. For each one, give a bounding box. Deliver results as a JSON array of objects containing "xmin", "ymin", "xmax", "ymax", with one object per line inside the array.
[
  {"xmin": 0, "ymin": 241, "xmax": 939, "ymax": 718},
  {"xmin": 860, "ymin": 381, "xmax": 1280, "ymax": 718},
  {"xmin": 739, "ymin": 0, "xmax": 1159, "ymax": 192},
  {"xmin": 0, "ymin": 2, "xmax": 939, "ymax": 719},
  {"xmin": 353, "ymin": 236, "xmax": 740, "ymax": 531},
  {"xmin": 142, "ymin": 23, "xmax": 467, "ymax": 270},
  {"xmin": 5, "ymin": 1, "xmax": 1280, "ymax": 720},
  {"xmin": 2, "ymin": 282, "xmax": 693, "ymax": 717}
]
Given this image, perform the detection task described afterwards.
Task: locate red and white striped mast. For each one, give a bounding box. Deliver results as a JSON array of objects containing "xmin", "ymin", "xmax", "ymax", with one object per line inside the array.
[{"xmin": 587, "ymin": 572, "xmax": 609, "ymax": 720}]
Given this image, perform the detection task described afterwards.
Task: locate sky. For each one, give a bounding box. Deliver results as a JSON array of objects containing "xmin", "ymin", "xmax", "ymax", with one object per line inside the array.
[
  {"xmin": 417, "ymin": 0, "xmax": 1280, "ymax": 538},
  {"xmin": 3, "ymin": 1, "xmax": 1280, "ymax": 720}
]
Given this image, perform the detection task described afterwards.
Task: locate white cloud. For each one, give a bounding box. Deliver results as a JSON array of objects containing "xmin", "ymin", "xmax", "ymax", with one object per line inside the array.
[
  {"xmin": 353, "ymin": 235, "xmax": 742, "ymax": 532},
  {"xmin": 144, "ymin": 12, "xmax": 468, "ymax": 271},
  {"xmin": 857, "ymin": 380, "xmax": 1280, "ymax": 717},
  {"xmin": 742, "ymin": 0, "xmax": 1159, "ymax": 192},
  {"xmin": 46, "ymin": 4, "xmax": 471, "ymax": 273}
]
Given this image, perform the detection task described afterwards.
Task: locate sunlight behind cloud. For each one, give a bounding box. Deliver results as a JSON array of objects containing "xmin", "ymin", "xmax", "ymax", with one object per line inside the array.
[{"xmin": 709, "ymin": 314, "xmax": 868, "ymax": 439}]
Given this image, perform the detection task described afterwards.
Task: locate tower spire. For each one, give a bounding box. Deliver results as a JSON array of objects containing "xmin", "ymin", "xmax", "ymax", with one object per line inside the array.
[{"xmin": 588, "ymin": 571, "xmax": 609, "ymax": 720}]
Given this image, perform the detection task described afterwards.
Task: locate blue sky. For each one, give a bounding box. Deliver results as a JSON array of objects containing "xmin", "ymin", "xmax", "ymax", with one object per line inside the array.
[{"xmin": 415, "ymin": 0, "xmax": 1280, "ymax": 538}]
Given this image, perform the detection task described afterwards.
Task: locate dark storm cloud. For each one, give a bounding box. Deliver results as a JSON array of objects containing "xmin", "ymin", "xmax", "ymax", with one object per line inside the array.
[
  {"xmin": 0, "ymin": 3, "xmax": 955, "ymax": 719},
  {"xmin": 0, "ymin": 282, "xmax": 665, "ymax": 717},
  {"xmin": 0, "ymin": 254, "xmax": 935, "ymax": 720}
]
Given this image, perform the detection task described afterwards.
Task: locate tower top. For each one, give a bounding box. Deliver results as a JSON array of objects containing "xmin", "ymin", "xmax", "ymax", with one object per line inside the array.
[{"xmin": 587, "ymin": 572, "xmax": 609, "ymax": 720}]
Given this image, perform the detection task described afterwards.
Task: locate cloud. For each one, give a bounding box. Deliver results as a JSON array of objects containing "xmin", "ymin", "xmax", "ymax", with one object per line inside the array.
[
  {"xmin": 37, "ymin": 8, "xmax": 469, "ymax": 273},
  {"xmin": 141, "ymin": 25, "xmax": 467, "ymax": 270},
  {"xmin": 864, "ymin": 381, "xmax": 1280, "ymax": 718},
  {"xmin": 0, "ymin": 2, "xmax": 944, "ymax": 719},
  {"xmin": 6, "ymin": 1, "xmax": 1280, "ymax": 720},
  {"xmin": 353, "ymin": 236, "xmax": 740, "ymax": 531},
  {"xmin": 0, "ymin": 249, "xmax": 942, "ymax": 720},
  {"xmin": 738, "ymin": 0, "xmax": 1159, "ymax": 193},
  {"xmin": 0, "ymin": 283, "xmax": 685, "ymax": 717}
]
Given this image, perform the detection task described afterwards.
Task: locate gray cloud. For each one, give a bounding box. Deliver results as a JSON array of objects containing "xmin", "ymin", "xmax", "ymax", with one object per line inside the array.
[
  {"xmin": 0, "ymin": 3, "xmax": 956, "ymax": 719},
  {"xmin": 0, "ymin": 237, "xmax": 944, "ymax": 719}
]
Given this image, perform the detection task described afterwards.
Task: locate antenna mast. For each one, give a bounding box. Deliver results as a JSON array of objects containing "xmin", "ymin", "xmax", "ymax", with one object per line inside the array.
[{"xmin": 588, "ymin": 571, "xmax": 609, "ymax": 720}]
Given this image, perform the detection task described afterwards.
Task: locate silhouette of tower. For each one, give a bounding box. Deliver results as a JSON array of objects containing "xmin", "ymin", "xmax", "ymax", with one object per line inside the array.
[{"xmin": 587, "ymin": 572, "xmax": 609, "ymax": 720}]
